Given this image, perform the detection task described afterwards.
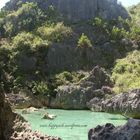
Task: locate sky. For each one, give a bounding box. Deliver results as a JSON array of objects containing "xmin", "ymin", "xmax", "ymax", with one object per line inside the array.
[
  {"xmin": 118, "ymin": 0, "xmax": 140, "ymax": 7},
  {"xmin": 0, "ymin": 0, "xmax": 140, "ymax": 9}
]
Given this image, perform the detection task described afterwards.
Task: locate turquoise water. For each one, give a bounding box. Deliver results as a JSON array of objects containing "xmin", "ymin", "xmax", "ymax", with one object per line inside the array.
[{"xmin": 16, "ymin": 109, "xmax": 127, "ymax": 140}]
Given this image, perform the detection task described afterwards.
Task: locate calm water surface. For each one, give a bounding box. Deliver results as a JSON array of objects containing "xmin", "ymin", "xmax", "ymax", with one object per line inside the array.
[{"xmin": 16, "ymin": 109, "xmax": 127, "ymax": 140}]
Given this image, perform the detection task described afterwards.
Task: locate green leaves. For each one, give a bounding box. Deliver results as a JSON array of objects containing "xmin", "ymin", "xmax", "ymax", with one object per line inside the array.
[
  {"xmin": 32, "ymin": 81, "xmax": 50, "ymax": 96},
  {"xmin": 112, "ymin": 50, "xmax": 140, "ymax": 93},
  {"xmin": 77, "ymin": 33, "xmax": 92, "ymax": 48},
  {"xmin": 110, "ymin": 26, "xmax": 128, "ymax": 41},
  {"xmin": 37, "ymin": 22, "xmax": 73, "ymax": 43},
  {"xmin": 2, "ymin": 2, "xmax": 46, "ymax": 37}
]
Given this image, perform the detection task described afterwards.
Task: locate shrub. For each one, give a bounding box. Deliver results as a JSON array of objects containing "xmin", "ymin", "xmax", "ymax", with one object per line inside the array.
[
  {"xmin": 12, "ymin": 32, "xmax": 49, "ymax": 51},
  {"xmin": 112, "ymin": 50, "xmax": 140, "ymax": 93},
  {"xmin": 13, "ymin": 32, "xmax": 36, "ymax": 48},
  {"xmin": 77, "ymin": 33, "xmax": 92, "ymax": 48},
  {"xmin": 3, "ymin": 2, "xmax": 46, "ymax": 37},
  {"xmin": 11, "ymin": 32, "xmax": 50, "ymax": 83},
  {"xmin": 109, "ymin": 26, "xmax": 128, "ymax": 41},
  {"xmin": 37, "ymin": 22, "xmax": 73, "ymax": 43},
  {"xmin": 32, "ymin": 81, "xmax": 50, "ymax": 96},
  {"xmin": 92, "ymin": 17, "xmax": 109, "ymax": 34},
  {"xmin": 93, "ymin": 17, "xmax": 107, "ymax": 29},
  {"xmin": 54, "ymin": 71, "xmax": 85, "ymax": 86},
  {"xmin": 55, "ymin": 71, "xmax": 73, "ymax": 85},
  {"xmin": 127, "ymin": 25, "xmax": 140, "ymax": 43},
  {"xmin": 0, "ymin": 10, "xmax": 8, "ymax": 18},
  {"xmin": 45, "ymin": 5, "xmax": 61, "ymax": 22},
  {"xmin": 0, "ymin": 42, "xmax": 13, "ymax": 92}
]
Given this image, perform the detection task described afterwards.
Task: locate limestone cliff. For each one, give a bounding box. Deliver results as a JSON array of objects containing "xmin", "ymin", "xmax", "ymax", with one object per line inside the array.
[
  {"xmin": 4, "ymin": 0, "xmax": 129, "ymax": 21},
  {"xmin": 87, "ymin": 89, "xmax": 140, "ymax": 119},
  {"xmin": 0, "ymin": 92, "xmax": 60, "ymax": 140}
]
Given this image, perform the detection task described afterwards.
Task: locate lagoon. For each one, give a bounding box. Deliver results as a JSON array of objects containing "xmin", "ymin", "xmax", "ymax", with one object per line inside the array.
[{"xmin": 16, "ymin": 109, "xmax": 127, "ymax": 140}]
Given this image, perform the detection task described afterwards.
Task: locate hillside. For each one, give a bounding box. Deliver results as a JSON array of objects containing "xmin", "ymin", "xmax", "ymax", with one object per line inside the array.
[
  {"xmin": 0, "ymin": 0, "xmax": 139, "ymax": 104},
  {"xmin": 111, "ymin": 3, "xmax": 140, "ymax": 93},
  {"xmin": 0, "ymin": 0, "xmax": 139, "ymax": 97},
  {"xmin": 0, "ymin": 0, "xmax": 132, "ymax": 96}
]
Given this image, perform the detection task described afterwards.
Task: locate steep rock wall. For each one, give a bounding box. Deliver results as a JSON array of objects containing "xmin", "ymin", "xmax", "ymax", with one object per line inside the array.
[{"xmin": 4, "ymin": 0, "xmax": 129, "ymax": 21}]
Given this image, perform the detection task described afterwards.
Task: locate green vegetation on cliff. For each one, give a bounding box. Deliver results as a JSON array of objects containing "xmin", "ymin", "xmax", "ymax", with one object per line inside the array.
[
  {"xmin": 112, "ymin": 50, "xmax": 140, "ymax": 93},
  {"xmin": 0, "ymin": 1, "xmax": 140, "ymax": 96},
  {"xmin": 111, "ymin": 3, "xmax": 140, "ymax": 93}
]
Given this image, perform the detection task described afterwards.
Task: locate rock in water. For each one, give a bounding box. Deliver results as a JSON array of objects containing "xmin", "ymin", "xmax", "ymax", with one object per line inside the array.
[
  {"xmin": 88, "ymin": 119, "xmax": 140, "ymax": 140},
  {"xmin": 43, "ymin": 113, "xmax": 57, "ymax": 120},
  {"xmin": 4, "ymin": 0, "xmax": 129, "ymax": 21}
]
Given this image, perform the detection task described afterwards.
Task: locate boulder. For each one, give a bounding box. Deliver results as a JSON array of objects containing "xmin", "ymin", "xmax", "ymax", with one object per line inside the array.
[
  {"xmin": 50, "ymin": 66, "xmax": 113, "ymax": 109},
  {"xmin": 88, "ymin": 89, "xmax": 140, "ymax": 119},
  {"xmin": 42, "ymin": 113, "xmax": 57, "ymax": 120},
  {"xmin": 87, "ymin": 97, "xmax": 103, "ymax": 112},
  {"xmin": 50, "ymin": 85, "xmax": 102, "ymax": 109},
  {"xmin": 102, "ymin": 89, "xmax": 140, "ymax": 119},
  {"xmin": 88, "ymin": 119, "xmax": 140, "ymax": 140}
]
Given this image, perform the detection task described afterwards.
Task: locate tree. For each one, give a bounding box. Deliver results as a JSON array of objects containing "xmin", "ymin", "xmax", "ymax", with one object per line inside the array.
[
  {"xmin": 77, "ymin": 33, "xmax": 92, "ymax": 48},
  {"xmin": 3, "ymin": 2, "xmax": 46, "ymax": 37}
]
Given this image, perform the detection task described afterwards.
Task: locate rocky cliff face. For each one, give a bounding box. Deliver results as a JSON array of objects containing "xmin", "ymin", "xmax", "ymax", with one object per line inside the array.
[
  {"xmin": 50, "ymin": 66, "xmax": 113, "ymax": 109},
  {"xmin": 4, "ymin": 0, "xmax": 129, "ymax": 21},
  {"xmin": 0, "ymin": 91, "xmax": 14, "ymax": 140},
  {"xmin": 87, "ymin": 89, "xmax": 140, "ymax": 119},
  {"xmin": 0, "ymin": 92, "xmax": 60, "ymax": 140},
  {"xmin": 6, "ymin": 66, "xmax": 113, "ymax": 109}
]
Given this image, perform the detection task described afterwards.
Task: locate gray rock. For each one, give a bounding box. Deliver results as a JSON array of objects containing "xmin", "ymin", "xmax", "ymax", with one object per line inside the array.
[
  {"xmin": 51, "ymin": 85, "xmax": 103, "ymax": 109},
  {"xmin": 50, "ymin": 66, "xmax": 113, "ymax": 109},
  {"xmin": 103, "ymin": 89, "xmax": 140, "ymax": 119},
  {"xmin": 6, "ymin": 93, "xmax": 50, "ymax": 109},
  {"xmin": 46, "ymin": 44, "xmax": 78, "ymax": 73},
  {"xmin": 121, "ymin": 38, "xmax": 133, "ymax": 47},
  {"xmin": 17, "ymin": 55, "xmax": 37, "ymax": 72},
  {"xmin": 4, "ymin": 0, "xmax": 129, "ymax": 21},
  {"xmin": 88, "ymin": 89, "xmax": 140, "ymax": 119},
  {"xmin": 0, "ymin": 92, "xmax": 60, "ymax": 140},
  {"xmin": 87, "ymin": 97, "xmax": 103, "ymax": 112},
  {"xmin": 88, "ymin": 119, "xmax": 140, "ymax": 140}
]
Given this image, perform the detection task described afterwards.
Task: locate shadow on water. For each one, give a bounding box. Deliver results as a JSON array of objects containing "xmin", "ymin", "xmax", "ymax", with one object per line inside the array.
[{"xmin": 109, "ymin": 117, "xmax": 128, "ymax": 121}]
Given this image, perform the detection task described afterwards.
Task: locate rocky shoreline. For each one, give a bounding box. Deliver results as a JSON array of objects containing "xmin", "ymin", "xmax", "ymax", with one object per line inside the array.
[
  {"xmin": 7, "ymin": 67, "xmax": 140, "ymax": 120},
  {"xmin": 2, "ymin": 87, "xmax": 140, "ymax": 140},
  {"xmin": 3, "ymin": 66, "xmax": 140, "ymax": 140},
  {"xmin": 88, "ymin": 119, "xmax": 140, "ymax": 140},
  {"xmin": 0, "ymin": 92, "xmax": 60, "ymax": 140},
  {"xmin": 87, "ymin": 89, "xmax": 140, "ymax": 119}
]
